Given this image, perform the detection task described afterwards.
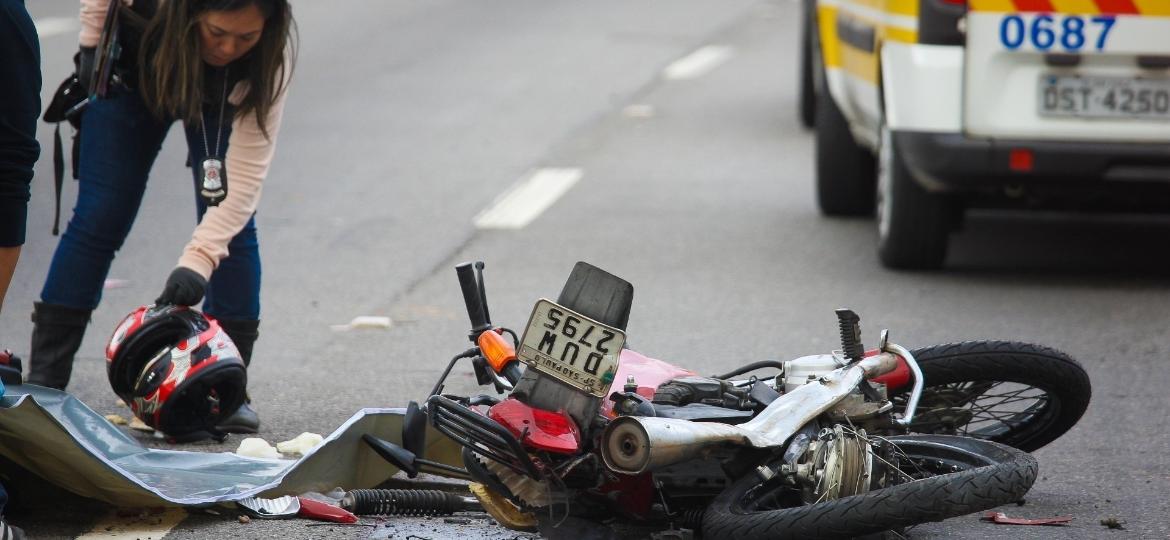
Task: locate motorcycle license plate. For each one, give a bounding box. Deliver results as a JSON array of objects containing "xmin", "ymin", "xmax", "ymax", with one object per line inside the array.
[{"xmin": 517, "ymin": 299, "xmax": 625, "ymax": 398}]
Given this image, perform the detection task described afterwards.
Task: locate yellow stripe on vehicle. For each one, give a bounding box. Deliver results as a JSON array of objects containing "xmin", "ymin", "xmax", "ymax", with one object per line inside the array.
[
  {"xmin": 819, "ymin": 5, "xmax": 844, "ymax": 68},
  {"xmin": 1050, "ymin": 0, "xmax": 1101, "ymax": 14},
  {"xmin": 1133, "ymin": 0, "xmax": 1170, "ymax": 16},
  {"xmin": 969, "ymin": 0, "xmax": 1020, "ymax": 12},
  {"xmin": 884, "ymin": 27, "xmax": 917, "ymax": 44},
  {"xmin": 833, "ymin": 0, "xmax": 918, "ymax": 17},
  {"xmin": 839, "ymin": 41, "xmax": 880, "ymax": 84}
]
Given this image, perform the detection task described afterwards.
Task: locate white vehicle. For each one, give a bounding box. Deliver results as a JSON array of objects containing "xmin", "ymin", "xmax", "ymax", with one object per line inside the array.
[{"xmin": 801, "ymin": 0, "xmax": 1170, "ymax": 269}]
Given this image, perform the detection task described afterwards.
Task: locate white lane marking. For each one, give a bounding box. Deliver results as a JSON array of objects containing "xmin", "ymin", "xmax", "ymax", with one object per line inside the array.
[
  {"xmin": 663, "ymin": 45, "xmax": 734, "ymax": 80},
  {"xmin": 76, "ymin": 508, "xmax": 186, "ymax": 539},
  {"xmin": 474, "ymin": 168, "xmax": 583, "ymax": 229},
  {"xmin": 34, "ymin": 17, "xmax": 79, "ymax": 37}
]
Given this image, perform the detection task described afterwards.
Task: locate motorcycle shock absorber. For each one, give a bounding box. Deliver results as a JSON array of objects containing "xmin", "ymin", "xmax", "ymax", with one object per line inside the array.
[{"xmin": 339, "ymin": 489, "xmax": 480, "ymax": 516}]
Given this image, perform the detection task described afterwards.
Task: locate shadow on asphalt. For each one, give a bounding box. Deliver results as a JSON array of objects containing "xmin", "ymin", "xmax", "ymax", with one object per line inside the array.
[{"xmin": 945, "ymin": 210, "xmax": 1170, "ymax": 281}]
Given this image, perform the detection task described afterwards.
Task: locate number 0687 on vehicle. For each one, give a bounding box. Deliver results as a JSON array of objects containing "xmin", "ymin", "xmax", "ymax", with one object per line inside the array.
[{"xmin": 517, "ymin": 299, "xmax": 625, "ymax": 398}]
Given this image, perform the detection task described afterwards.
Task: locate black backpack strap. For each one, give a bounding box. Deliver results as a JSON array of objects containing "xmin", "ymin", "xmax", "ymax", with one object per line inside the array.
[{"xmin": 52, "ymin": 124, "xmax": 65, "ymax": 236}]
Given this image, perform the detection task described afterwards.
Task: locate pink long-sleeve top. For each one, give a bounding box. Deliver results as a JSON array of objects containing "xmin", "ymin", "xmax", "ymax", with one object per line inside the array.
[{"xmin": 80, "ymin": 0, "xmax": 288, "ymax": 280}]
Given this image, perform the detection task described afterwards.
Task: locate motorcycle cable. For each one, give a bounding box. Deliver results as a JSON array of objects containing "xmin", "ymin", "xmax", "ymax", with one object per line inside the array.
[
  {"xmin": 428, "ymin": 347, "xmax": 482, "ymax": 398},
  {"xmin": 713, "ymin": 360, "xmax": 785, "ymax": 380}
]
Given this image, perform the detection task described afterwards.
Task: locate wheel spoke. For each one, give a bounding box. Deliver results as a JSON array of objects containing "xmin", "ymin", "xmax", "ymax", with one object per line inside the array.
[{"xmin": 896, "ymin": 380, "xmax": 1054, "ymax": 439}]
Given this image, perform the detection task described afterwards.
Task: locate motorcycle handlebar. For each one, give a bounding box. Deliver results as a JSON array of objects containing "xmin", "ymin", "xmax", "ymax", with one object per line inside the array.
[{"xmin": 455, "ymin": 262, "xmax": 492, "ymax": 337}]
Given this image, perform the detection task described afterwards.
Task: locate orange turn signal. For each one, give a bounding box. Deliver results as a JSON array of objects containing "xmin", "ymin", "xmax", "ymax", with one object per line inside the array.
[{"xmin": 478, "ymin": 329, "xmax": 517, "ymax": 373}]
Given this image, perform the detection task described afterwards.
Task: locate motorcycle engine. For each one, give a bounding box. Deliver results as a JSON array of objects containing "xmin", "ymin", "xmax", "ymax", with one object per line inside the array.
[{"xmin": 781, "ymin": 354, "xmax": 847, "ymax": 392}]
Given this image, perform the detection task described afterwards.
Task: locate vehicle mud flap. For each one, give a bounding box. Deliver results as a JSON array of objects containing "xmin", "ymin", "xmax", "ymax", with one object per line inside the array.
[{"xmin": 556, "ymin": 262, "xmax": 633, "ymax": 331}]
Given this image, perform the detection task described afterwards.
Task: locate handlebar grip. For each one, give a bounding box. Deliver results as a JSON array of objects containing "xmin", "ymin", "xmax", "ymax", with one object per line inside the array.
[
  {"xmin": 455, "ymin": 262, "xmax": 490, "ymax": 332},
  {"xmin": 501, "ymin": 362, "xmax": 523, "ymax": 386}
]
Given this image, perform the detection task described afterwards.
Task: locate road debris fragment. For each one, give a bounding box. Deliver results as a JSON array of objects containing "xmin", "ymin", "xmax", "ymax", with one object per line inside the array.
[
  {"xmin": 982, "ymin": 512, "xmax": 1072, "ymax": 526},
  {"xmin": 1101, "ymin": 517, "xmax": 1126, "ymax": 530},
  {"xmin": 331, "ymin": 315, "xmax": 393, "ymax": 331},
  {"xmin": 128, "ymin": 416, "xmax": 153, "ymax": 432},
  {"xmin": 235, "ymin": 437, "xmax": 283, "ymax": 459},
  {"xmin": 105, "ymin": 414, "xmax": 128, "ymax": 426},
  {"xmin": 276, "ymin": 432, "xmax": 323, "ymax": 456}
]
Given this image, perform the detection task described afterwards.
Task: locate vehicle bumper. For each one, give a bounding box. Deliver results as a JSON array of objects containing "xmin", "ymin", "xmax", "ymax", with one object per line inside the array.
[{"xmin": 896, "ymin": 130, "xmax": 1170, "ymax": 193}]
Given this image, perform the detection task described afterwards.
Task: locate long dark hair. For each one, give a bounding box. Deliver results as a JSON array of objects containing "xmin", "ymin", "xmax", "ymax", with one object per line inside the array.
[{"xmin": 139, "ymin": 0, "xmax": 296, "ymax": 139}]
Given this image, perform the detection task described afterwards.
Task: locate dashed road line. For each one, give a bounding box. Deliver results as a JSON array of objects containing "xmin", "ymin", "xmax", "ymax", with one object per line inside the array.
[
  {"xmin": 474, "ymin": 168, "xmax": 583, "ymax": 229},
  {"xmin": 663, "ymin": 45, "xmax": 734, "ymax": 80}
]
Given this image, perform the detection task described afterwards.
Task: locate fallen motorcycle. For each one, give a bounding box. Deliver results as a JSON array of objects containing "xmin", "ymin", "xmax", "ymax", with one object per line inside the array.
[{"xmin": 366, "ymin": 261, "xmax": 1089, "ymax": 539}]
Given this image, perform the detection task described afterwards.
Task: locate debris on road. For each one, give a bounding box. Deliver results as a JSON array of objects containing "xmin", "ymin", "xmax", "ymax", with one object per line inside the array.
[
  {"xmin": 330, "ymin": 315, "xmax": 393, "ymax": 332},
  {"xmin": 235, "ymin": 437, "xmax": 284, "ymax": 459},
  {"xmin": 277, "ymin": 432, "xmax": 324, "ymax": 456},
  {"xmin": 1101, "ymin": 517, "xmax": 1127, "ymax": 530},
  {"xmin": 104, "ymin": 414, "xmax": 128, "ymax": 426},
  {"xmin": 981, "ymin": 512, "xmax": 1072, "ymax": 526},
  {"xmin": 127, "ymin": 415, "xmax": 153, "ymax": 432}
]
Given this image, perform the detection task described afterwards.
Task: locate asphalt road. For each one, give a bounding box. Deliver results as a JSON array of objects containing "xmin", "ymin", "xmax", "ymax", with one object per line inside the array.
[{"xmin": 5, "ymin": 0, "xmax": 1169, "ymax": 538}]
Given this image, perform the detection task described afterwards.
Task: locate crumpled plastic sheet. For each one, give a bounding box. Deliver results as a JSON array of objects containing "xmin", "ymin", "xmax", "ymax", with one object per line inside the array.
[{"xmin": 0, "ymin": 385, "xmax": 462, "ymax": 507}]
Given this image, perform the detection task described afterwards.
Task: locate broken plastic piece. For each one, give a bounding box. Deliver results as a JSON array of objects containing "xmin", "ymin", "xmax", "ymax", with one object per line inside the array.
[
  {"xmin": 237, "ymin": 495, "xmax": 299, "ymax": 518},
  {"xmin": 297, "ymin": 496, "xmax": 357, "ymax": 523},
  {"xmin": 982, "ymin": 512, "xmax": 1073, "ymax": 526},
  {"xmin": 235, "ymin": 437, "xmax": 283, "ymax": 459},
  {"xmin": 128, "ymin": 416, "xmax": 153, "ymax": 432},
  {"xmin": 276, "ymin": 432, "xmax": 323, "ymax": 456}
]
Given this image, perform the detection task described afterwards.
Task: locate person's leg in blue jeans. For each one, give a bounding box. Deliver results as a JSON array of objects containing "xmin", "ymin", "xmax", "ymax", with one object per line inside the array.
[
  {"xmin": 183, "ymin": 104, "xmax": 262, "ymax": 433},
  {"xmin": 27, "ymin": 90, "xmax": 170, "ymax": 389}
]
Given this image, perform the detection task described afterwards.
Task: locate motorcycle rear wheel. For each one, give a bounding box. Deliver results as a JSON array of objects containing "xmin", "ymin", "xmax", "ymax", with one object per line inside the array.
[
  {"xmin": 702, "ymin": 435, "xmax": 1037, "ymax": 540},
  {"xmin": 893, "ymin": 341, "xmax": 1091, "ymax": 452}
]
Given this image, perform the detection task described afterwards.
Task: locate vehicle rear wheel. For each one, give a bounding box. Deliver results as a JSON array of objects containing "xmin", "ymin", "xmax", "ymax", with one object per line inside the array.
[
  {"xmin": 814, "ymin": 81, "xmax": 876, "ymax": 216},
  {"xmin": 876, "ymin": 124, "xmax": 955, "ymax": 269},
  {"xmin": 893, "ymin": 341, "xmax": 1091, "ymax": 452},
  {"xmin": 702, "ymin": 435, "xmax": 1037, "ymax": 540}
]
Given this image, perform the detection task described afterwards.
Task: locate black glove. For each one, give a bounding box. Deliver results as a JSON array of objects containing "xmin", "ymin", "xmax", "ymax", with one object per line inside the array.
[
  {"xmin": 77, "ymin": 47, "xmax": 97, "ymax": 95},
  {"xmin": 156, "ymin": 267, "xmax": 207, "ymax": 307}
]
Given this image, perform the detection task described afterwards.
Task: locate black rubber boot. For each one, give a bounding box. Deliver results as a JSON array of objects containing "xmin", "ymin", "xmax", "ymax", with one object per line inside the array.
[
  {"xmin": 25, "ymin": 302, "xmax": 91, "ymax": 390},
  {"xmin": 215, "ymin": 319, "xmax": 260, "ymax": 434}
]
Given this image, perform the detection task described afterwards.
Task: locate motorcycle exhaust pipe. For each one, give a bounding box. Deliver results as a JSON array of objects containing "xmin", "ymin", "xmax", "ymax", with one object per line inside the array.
[{"xmin": 601, "ymin": 352, "xmax": 900, "ymax": 475}]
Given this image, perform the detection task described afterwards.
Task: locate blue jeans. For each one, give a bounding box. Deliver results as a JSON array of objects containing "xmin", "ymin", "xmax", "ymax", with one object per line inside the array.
[{"xmin": 40, "ymin": 88, "xmax": 261, "ymax": 320}]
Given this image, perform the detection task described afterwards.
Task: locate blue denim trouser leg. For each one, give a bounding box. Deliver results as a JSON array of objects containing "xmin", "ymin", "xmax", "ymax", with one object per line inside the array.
[
  {"xmin": 42, "ymin": 88, "xmax": 262, "ymax": 320},
  {"xmin": 184, "ymin": 115, "xmax": 261, "ymax": 321},
  {"xmin": 41, "ymin": 90, "xmax": 169, "ymax": 310}
]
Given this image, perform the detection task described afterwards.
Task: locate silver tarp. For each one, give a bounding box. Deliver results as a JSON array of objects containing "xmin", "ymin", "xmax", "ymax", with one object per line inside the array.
[{"xmin": 0, "ymin": 384, "xmax": 462, "ymax": 507}]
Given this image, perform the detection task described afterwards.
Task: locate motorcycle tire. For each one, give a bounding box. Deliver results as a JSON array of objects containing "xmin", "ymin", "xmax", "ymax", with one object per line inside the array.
[
  {"xmin": 702, "ymin": 435, "xmax": 1037, "ymax": 540},
  {"xmin": 893, "ymin": 341, "xmax": 1091, "ymax": 452}
]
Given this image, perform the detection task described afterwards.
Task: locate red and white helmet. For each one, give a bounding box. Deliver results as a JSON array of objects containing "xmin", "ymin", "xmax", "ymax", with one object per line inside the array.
[{"xmin": 106, "ymin": 305, "xmax": 247, "ymax": 441}]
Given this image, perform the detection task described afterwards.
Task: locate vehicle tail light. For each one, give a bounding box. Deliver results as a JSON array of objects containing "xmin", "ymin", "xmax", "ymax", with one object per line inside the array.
[
  {"xmin": 477, "ymin": 329, "xmax": 517, "ymax": 373},
  {"xmin": 1009, "ymin": 148, "xmax": 1035, "ymax": 172},
  {"xmin": 488, "ymin": 397, "xmax": 581, "ymax": 454}
]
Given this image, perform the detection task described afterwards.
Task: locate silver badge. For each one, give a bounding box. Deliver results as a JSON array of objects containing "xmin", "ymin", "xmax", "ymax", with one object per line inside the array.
[{"xmin": 200, "ymin": 158, "xmax": 227, "ymax": 206}]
